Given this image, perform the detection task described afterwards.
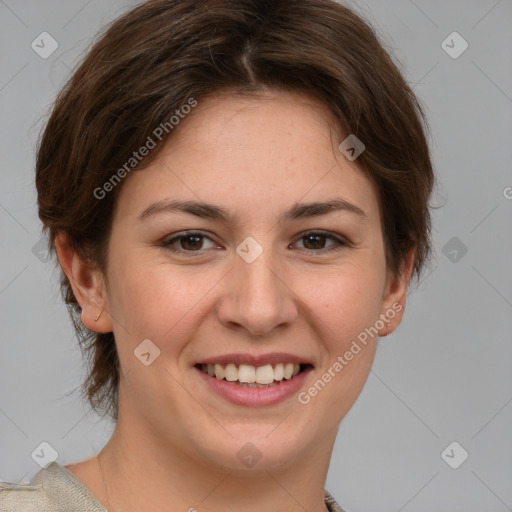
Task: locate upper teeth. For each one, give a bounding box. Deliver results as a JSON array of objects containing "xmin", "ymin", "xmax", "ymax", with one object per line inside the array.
[{"xmin": 201, "ymin": 363, "xmax": 301, "ymax": 384}]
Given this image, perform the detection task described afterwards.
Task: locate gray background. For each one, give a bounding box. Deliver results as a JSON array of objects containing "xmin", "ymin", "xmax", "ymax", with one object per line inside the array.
[{"xmin": 1, "ymin": 1, "xmax": 511, "ymax": 511}]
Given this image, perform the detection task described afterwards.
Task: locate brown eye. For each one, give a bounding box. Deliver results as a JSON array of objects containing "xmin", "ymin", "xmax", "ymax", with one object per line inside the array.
[
  {"xmin": 162, "ymin": 231, "xmax": 218, "ymax": 255},
  {"xmin": 292, "ymin": 231, "xmax": 347, "ymax": 253},
  {"xmin": 302, "ymin": 233, "xmax": 328, "ymax": 250},
  {"xmin": 178, "ymin": 234, "xmax": 204, "ymax": 251}
]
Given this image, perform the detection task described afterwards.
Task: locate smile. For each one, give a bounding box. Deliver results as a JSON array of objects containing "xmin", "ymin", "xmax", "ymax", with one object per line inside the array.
[
  {"xmin": 196, "ymin": 362, "xmax": 307, "ymax": 387},
  {"xmin": 194, "ymin": 359, "xmax": 313, "ymax": 406}
]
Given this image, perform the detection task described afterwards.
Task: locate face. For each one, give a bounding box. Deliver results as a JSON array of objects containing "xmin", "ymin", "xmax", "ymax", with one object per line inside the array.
[{"xmin": 72, "ymin": 89, "xmax": 410, "ymax": 472}]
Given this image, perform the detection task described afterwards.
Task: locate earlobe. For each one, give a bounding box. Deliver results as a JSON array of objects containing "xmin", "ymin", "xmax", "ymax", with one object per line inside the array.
[
  {"xmin": 378, "ymin": 248, "xmax": 415, "ymax": 337},
  {"xmin": 54, "ymin": 232, "xmax": 112, "ymax": 333}
]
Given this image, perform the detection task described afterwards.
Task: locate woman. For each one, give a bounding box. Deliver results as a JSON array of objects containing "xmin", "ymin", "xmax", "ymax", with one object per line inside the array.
[{"xmin": 0, "ymin": 0, "xmax": 434, "ymax": 510}]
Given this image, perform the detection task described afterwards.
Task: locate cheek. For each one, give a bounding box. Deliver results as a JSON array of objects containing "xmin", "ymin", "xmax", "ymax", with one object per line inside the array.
[
  {"xmin": 106, "ymin": 259, "xmax": 221, "ymax": 348},
  {"xmin": 299, "ymin": 263, "xmax": 385, "ymax": 339},
  {"xmin": 300, "ymin": 282, "xmax": 380, "ymax": 421},
  {"xmin": 297, "ymin": 264, "xmax": 383, "ymax": 406}
]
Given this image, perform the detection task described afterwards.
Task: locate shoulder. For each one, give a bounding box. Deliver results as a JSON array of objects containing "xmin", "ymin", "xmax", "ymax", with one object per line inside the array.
[
  {"xmin": 0, "ymin": 466, "xmax": 47, "ymax": 512},
  {"xmin": 0, "ymin": 462, "xmax": 105, "ymax": 512},
  {"xmin": 324, "ymin": 489, "xmax": 349, "ymax": 512}
]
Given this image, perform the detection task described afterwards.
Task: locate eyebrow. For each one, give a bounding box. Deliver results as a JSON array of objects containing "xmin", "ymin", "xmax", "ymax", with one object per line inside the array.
[{"xmin": 137, "ymin": 197, "xmax": 368, "ymax": 224}]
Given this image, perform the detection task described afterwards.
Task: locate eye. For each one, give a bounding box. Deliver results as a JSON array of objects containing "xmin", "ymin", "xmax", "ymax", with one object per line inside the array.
[
  {"xmin": 291, "ymin": 230, "xmax": 348, "ymax": 253},
  {"xmin": 161, "ymin": 231, "xmax": 220, "ymax": 255}
]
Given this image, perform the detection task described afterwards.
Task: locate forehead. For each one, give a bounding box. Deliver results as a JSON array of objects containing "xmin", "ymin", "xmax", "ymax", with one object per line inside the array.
[{"xmin": 114, "ymin": 90, "xmax": 381, "ymax": 229}]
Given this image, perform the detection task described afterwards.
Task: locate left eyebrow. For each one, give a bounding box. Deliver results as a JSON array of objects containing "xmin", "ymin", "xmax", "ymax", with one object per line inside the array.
[{"xmin": 137, "ymin": 198, "xmax": 368, "ymax": 224}]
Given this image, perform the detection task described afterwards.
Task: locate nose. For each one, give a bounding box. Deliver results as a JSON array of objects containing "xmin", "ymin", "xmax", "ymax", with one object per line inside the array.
[{"xmin": 216, "ymin": 245, "xmax": 299, "ymax": 336}]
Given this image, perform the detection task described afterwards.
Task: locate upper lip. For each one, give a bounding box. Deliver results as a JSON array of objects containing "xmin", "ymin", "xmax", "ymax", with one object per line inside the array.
[{"xmin": 195, "ymin": 352, "xmax": 313, "ymax": 367}]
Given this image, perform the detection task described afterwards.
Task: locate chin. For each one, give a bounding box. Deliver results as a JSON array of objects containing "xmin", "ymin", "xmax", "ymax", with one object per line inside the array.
[{"xmin": 191, "ymin": 423, "xmax": 316, "ymax": 474}]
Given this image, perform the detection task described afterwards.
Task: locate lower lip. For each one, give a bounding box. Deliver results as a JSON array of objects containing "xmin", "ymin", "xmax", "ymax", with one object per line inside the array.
[{"xmin": 194, "ymin": 366, "xmax": 313, "ymax": 407}]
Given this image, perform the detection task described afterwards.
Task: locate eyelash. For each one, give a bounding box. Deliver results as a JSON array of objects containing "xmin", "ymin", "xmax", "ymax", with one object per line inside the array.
[{"xmin": 161, "ymin": 230, "xmax": 349, "ymax": 256}]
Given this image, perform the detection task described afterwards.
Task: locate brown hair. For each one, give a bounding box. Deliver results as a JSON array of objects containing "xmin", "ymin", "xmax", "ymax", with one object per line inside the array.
[{"xmin": 36, "ymin": 0, "xmax": 435, "ymax": 421}]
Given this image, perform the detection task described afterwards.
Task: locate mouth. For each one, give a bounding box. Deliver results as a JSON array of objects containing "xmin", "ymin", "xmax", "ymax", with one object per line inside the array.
[{"xmin": 194, "ymin": 362, "xmax": 313, "ymax": 388}]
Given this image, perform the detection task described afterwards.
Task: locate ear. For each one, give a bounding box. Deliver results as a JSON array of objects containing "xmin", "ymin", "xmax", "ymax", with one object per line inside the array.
[
  {"xmin": 55, "ymin": 232, "xmax": 113, "ymax": 333},
  {"xmin": 378, "ymin": 248, "xmax": 415, "ymax": 336}
]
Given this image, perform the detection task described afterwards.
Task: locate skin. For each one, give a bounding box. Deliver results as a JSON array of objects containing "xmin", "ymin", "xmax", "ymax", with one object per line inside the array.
[{"xmin": 57, "ymin": 89, "xmax": 414, "ymax": 512}]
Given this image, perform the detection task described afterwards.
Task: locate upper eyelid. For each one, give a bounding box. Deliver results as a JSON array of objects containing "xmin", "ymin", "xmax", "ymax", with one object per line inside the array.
[{"xmin": 163, "ymin": 231, "xmax": 220, "ymax": 246}]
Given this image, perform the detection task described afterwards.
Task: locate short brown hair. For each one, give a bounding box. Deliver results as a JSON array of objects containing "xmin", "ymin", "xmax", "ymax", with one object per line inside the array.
[{"xmin": 36, "ymin": 0, "xmax": 435, "ymax": 421}]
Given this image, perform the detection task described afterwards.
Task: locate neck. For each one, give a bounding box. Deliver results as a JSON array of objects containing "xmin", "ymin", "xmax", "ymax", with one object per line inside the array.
[{"xmin": 97, "ymin": 410, "xmax": 335, "ymax": 512}]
